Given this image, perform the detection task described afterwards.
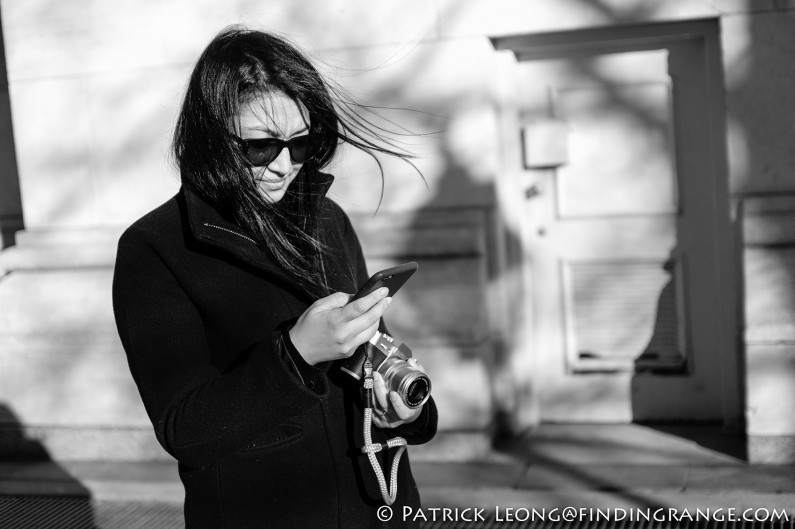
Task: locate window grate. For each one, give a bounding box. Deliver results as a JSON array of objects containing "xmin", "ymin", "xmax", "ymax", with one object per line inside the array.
[
  {"xmin": 2, "ymin": 497, "xmax": 792, "ymax": 529},
  {"xmin": 0, "ymin": 497, "xmax": 183, "ymax": 529},
  {"xmin": 424, "ymin": 517, "xmax": 795, "ymax": 529}
]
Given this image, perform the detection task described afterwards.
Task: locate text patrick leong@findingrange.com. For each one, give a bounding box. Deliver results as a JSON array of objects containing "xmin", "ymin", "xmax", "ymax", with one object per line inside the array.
[{"xmin": 395, "ymin": 506, "xmax": 790, "ymax": 523}]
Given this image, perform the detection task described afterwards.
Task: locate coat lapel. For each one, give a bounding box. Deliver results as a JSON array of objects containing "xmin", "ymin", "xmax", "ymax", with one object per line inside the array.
[
  {"xmin": 180, "ymin": 174, "xmax": 335, "ymax": 300},
  {"xmin": 182, "ymin": 187, "xmax": 296, "ymax": 285}
]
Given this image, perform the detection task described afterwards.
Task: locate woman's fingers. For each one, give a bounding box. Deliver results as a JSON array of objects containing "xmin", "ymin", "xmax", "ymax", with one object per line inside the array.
[
  {"xmin": 327, "ymin": 288, "xmax": 390, "ymax": 350},
  {"xmin": 373, "ymin": 372, "xmax": 390, "ymax": 411},
  {"xmin": 337, "ymin": 298, "xmax": 391, "ymax": 355},
  {"xmin": 371, "ymin": 374, "xmax": 394, "ymax": 428},
  {"xmin": 289, "ymin": 288, "xmax": 393, "ymax": 365},
  {"xmin": 311, "ymin": 291, "xmax": 353, "ymax": 311},
  {"xmin": 373, "ymin": 371, "xmax": 422, "ymax": 422},
  {"xmin": 371, "ymin": 374, "xmax": 421, "ymax": 426},
  {"xmin": 389, "ymin": 391, "xmax": 415, "ymax": 421},
  {"xmin": 340, "ymin": 287, "xmax": 389, "ymax": 319}
]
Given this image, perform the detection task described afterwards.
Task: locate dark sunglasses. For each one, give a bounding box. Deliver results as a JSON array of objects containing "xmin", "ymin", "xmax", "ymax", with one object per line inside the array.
[{"xmin": 234, "ymin": 134, "xmax": 316, "ymax": 167}]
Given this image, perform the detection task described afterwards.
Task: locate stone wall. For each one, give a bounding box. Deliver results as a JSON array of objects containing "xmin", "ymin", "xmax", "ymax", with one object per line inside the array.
[
  {"xmin": 723, "ymin": 9, "xmax": 795, "ymax": 463},
  {"xmin": 1, "ymin": 0, "xmax": 795, "ymax": 462},
  {"xmin": 741, "ymin": 196, "xmax": 795, "ymax": 463}
]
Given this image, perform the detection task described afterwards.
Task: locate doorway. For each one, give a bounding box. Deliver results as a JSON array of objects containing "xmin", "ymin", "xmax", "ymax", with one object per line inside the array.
[{"xmin": 493, "ymin": 19, "xmax": 738, "ymax": 425}]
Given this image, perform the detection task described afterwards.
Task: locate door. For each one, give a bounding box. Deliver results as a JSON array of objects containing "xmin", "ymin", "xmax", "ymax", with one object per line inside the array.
[{"xmin": 497, "ymin": 26, "xmax": 737, "ymax": 423}]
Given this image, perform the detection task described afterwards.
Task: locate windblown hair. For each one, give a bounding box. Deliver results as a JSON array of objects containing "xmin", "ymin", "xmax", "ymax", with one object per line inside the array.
[{"xmin": 173, "ymin": 26, "xmax": 414, "ymax": 298}]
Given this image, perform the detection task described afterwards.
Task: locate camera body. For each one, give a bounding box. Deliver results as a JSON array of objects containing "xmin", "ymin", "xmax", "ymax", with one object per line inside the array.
[{"xmin": 340, "ymin": 331, "xmax": 431, "ymax": 409}]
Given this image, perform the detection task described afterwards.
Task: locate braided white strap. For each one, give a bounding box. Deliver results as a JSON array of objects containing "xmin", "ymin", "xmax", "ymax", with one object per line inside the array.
[{"xmin": 363, "ymin": 407, "xmax": 407, "ymax": 505}]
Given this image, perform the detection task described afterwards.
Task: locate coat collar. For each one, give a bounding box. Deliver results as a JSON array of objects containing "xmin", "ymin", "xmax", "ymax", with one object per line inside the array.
[
  {"xmin": 183, "ymin": 186, "xmax": 283, "ymax": 275},
  {"xmin": 180, "ymin": 174, "xmax": 334, "ymax": 299}
]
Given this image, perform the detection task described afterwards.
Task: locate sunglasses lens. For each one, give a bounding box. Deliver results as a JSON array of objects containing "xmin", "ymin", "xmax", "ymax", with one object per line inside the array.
[
  {"xmin": 245, "ymin": 141, "xmax": 282, "ymax": 167},
  {"xmin": 289, "ymin": 136, "xmax": 312, "ymax": 163},
  {"xmin": 239, "ymin": 135, "xmax": 315, "ymax": 167}
]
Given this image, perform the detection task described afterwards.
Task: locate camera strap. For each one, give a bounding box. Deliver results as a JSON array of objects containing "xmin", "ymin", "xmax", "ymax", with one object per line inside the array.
[{"xmin": 361, "ymin": 353, "xmax": 408, "ymax": 506}]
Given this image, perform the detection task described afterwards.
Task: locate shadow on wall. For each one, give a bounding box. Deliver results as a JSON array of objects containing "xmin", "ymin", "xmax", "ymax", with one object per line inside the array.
[
  {"xmin": 0, "ymin": 403, "xmax": 98, "ymax": 528},
  {"xmin": 731, "ymin": 12, "xmax": 795, "ymax": 333},
  {"xmin": 382, "ymin": 0, "xmax": 757, "ymax": 457},
  {"xmin": 399, "ymin": 120, "xmax": 521, "ymax": 435},
  {"xmin": 631, "ymin": 256, "xmax": 747, "ymax": 460},
  {"xmin": 631, "ymin": 5, "xmax": 795, "ymax": 460}
]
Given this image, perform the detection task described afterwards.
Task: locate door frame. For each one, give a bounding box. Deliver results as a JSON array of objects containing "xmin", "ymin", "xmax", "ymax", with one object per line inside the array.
[
  {"xmin": 0, "ymin": 8, "xmax": 24, "ymax": 249},
  {"xmin": 491, "ymin": 18, "xmax": 739, "ymax": 428}
]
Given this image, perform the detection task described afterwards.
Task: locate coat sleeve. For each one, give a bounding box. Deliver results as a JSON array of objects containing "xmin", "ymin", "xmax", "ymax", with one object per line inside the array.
[
  {"xmin": 337, "ymin": 205, "xmax": 438, "ymax": 445},
  {"xmin": 112, "ymin": 227, "xmax": 321, "ymax": 468}
]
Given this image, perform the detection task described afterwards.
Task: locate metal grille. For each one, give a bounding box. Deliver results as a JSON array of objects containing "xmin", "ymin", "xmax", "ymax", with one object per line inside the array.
[
  {"xmin": 0, "ymin": 497, "xmax": 183, "ymax": 529},
  {"xmin": 2, "ymin": 498, "xmax": 792, "ymax": 529},
  {"xmin": 566, "ymin": 260, "xmax": 684, "ymax": 371},
  {"xmin": 426, "ymin": 519, "xmax": 795, "ymax": 529}
]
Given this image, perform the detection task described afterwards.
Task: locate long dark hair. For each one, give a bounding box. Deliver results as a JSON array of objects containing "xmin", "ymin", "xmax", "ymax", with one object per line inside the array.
[{"xmin": 173, "ymin": 26, "xmax": 415, "ymax": 298}]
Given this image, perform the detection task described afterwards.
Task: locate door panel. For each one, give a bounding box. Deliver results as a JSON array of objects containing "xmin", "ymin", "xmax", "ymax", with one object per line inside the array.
[
  {"xmin": 556, "ymin": 81, "xmax": 677, "ymax": 217},
  {"xmin": 516, "ymin": 41, "xmax": 724, "ymax": 422}
]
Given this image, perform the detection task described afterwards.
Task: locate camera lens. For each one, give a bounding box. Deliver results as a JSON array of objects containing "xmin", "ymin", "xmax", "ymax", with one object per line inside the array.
[
  {"xmin": 379, "ymin": 357, "xmax": 432, "ymax": 409},
  {"xmin": 405, "ymin": 378, "xmax": 430, "ymax": 408}
]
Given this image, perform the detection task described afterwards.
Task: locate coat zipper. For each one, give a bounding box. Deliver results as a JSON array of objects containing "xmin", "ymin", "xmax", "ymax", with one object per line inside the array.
[{"xmin": 203, "ymin": 223, "xmax": 257, "ymax": 245}]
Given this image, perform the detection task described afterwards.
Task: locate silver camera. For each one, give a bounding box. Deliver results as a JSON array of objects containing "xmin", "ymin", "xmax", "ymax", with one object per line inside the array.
[{"xmin": 340, "ymin": 331, "xmax": 431, "ymax": 409}]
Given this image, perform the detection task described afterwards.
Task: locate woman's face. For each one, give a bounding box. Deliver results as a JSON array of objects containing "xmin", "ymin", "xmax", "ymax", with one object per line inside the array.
[{"xmin": 236, "ymin": 92, "xmax": 310, "ymax": 204}]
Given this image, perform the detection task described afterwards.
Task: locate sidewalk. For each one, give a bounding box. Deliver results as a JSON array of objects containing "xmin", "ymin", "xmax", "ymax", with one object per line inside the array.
[
  {"xmin": 417, "ymin": 424, "xmax": 795, "ymax": 523},
  {"xmin": 1, "ymin": 424, "xmax": 794, "ymax": 528}
]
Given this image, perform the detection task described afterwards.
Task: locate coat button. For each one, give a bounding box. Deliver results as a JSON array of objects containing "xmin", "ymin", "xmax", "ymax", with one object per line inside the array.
[{"xmin": 306, "ymin": 380, "xmax": 315, "ymax": 389}]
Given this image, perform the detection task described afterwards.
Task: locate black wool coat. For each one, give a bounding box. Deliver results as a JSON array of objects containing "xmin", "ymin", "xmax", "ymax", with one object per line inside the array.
[{"xmin": 112, "ymin": 180, "xmax": 438, "ymax": 529}]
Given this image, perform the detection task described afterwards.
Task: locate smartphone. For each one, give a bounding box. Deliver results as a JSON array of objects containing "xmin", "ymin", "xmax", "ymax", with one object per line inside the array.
[{"xmin": 349, "ymin": 262, "xmax": 418, "ymax": 303}]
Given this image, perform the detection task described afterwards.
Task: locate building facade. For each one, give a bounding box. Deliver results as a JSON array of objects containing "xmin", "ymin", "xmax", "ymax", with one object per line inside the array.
[{"xmin": 1, "ymin": 0, "xmax": 794, "ymax": 463}]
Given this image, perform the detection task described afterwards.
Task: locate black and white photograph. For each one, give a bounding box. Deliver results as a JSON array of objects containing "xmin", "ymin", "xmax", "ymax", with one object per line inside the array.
[{"xmin": 0, "ymin": 1, "xmax": 794, "ymax": 528}]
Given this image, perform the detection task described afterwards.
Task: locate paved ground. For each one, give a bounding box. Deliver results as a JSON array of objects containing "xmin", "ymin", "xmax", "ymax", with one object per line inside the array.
[
  {"xmin": 417, "ymin": 424, "xmax": 795, "ymax": 524},
  {"xmin": 1, "ymin": 424, "xmax": 794, "ymax": 527}
]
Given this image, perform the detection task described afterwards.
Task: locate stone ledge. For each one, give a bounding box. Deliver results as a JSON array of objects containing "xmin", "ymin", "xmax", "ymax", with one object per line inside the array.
[
  {"xmin": 0, "ymin": 245, "xmax": 116, "ymax": 274},
  {"xmin": 0, "ymin": 210, "xmax": 491, "ymax": 273},
  {"xmin": 0, "ymin": 426, "xmax": 169, "ymax": 462},
  {"xmin": 742, "ymin": 194, "xmax": 795, "ymax": 246},
  {"xmin": 745, "ymin": 324, "xmax": 795, "ymax": 345},
  {"xmin": 0, "ymin": 228, "xmax": 122, "ymax": 274},
  {"xmin": 351, "ymin": 208, "xmax": 489, "ymax": 258},
  {"xmin": 748, "ymin": 435, "xmax": 795, "ymax": 464},
  {"xmin": 0, "ymin": 426, "xmax": 493, "ymax": 464},
  {"xmin": 15, "ymin": 229, "xmax": 123, "ymax": 247}
]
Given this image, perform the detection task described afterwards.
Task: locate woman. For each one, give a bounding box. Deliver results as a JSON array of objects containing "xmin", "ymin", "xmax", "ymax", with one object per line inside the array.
[{"xmin": 112, "ymin": 26, "xmax": 437, "ymax": 528}]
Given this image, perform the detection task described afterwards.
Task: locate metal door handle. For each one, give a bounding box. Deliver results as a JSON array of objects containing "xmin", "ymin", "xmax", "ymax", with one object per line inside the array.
[{"xmin": 525, "ymin": 184, "xmax": 544, "ymax": 199}]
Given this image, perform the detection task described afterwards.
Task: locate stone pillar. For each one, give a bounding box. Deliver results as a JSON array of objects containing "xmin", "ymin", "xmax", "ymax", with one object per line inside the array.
[{"xmin": 741, "ymin": 196, "xmax": 795, "ymax": 463}]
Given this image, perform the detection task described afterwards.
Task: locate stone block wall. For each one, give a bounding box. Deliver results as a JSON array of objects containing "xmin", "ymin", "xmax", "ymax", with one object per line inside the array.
[
  {"xmin": 1, "ymin": 0, "xmax": 795, "ymax": 462},
  {"xmin": 741, "ymin": 196, "xmax": 795, "ymax": 463}
]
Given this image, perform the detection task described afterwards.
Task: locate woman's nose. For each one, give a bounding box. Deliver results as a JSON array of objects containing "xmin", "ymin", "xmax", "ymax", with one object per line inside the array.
[{"xmin": 266, "ymin": 146, "xmax": 292, "ymax": 177}]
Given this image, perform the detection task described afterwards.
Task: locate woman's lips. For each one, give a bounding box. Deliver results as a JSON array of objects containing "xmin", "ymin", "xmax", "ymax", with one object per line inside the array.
[{"xmin": 256, "ymin": 178, "xmax": 285, "ymax": 190}]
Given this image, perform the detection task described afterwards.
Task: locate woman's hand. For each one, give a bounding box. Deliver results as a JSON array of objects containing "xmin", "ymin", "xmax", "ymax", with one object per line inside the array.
[
  {"xmin": 370, "ymin": 372, "xmax": 424, "ymax": 428},
  {"xmin": 289, "ymin": 287, "xmax": 391, "ymax": 365}
]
